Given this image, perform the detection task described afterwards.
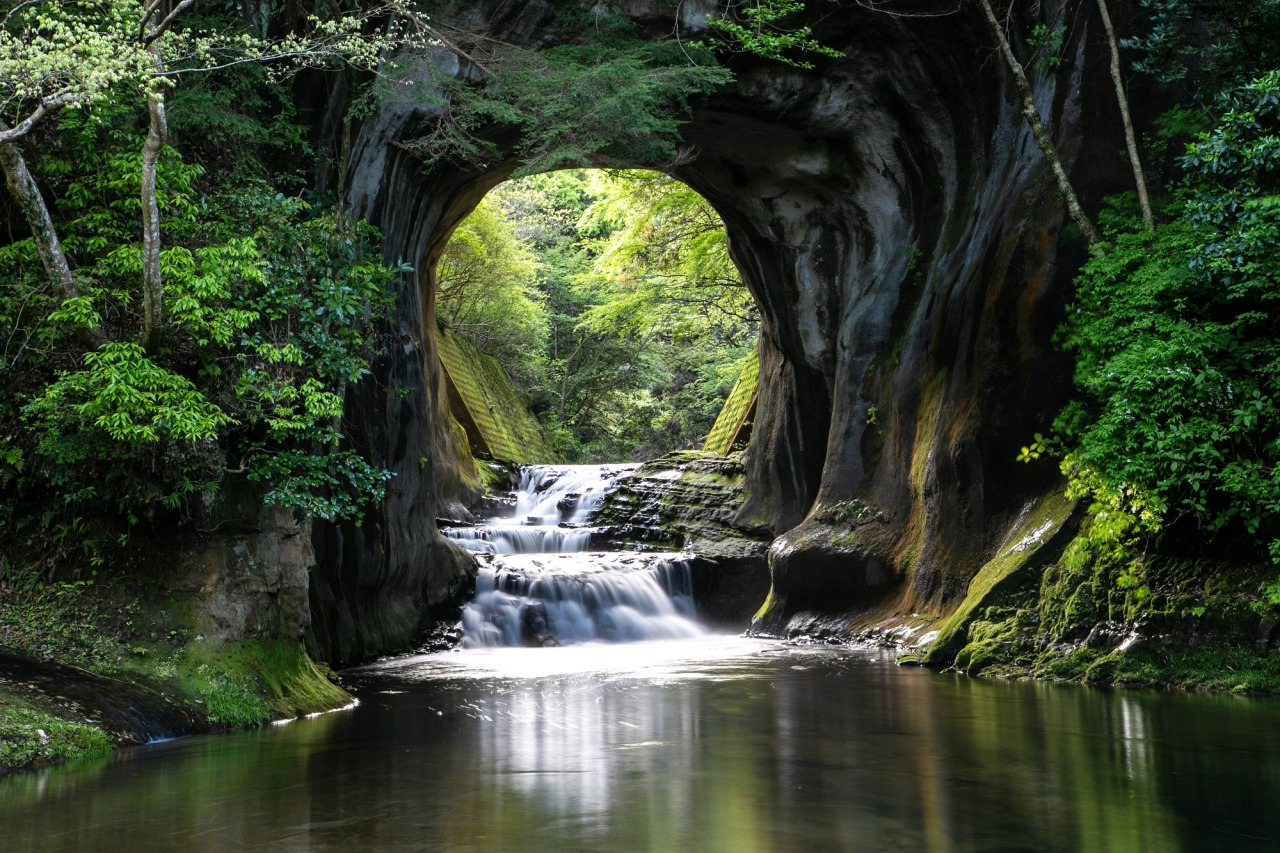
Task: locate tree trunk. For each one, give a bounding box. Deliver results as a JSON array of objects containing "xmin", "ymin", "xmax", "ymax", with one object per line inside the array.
[
  {"xmin": 1095, "ymin": 0, "xmax": 1154, "ymax": 230},
  {"xmin": 140, "ymin": 50, "xmax": 168, "ymax": 354},
  {"xmin": 0, "ymin": 129, "xmax": 105, "ymax": 349},
  {"xmin": 975, "ymin": 0, "xmax": 1103, "ymax": 250}
]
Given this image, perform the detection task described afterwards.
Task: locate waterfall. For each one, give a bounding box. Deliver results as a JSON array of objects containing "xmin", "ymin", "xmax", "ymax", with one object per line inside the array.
[
  {"xmin": 444, "ymin": 464, "xmax": 705, "ymax": 647},
  {"xmin": 443, "ymin": 464, "xmax": 637, "ymax": 555},
  {"xmin": 461, "ymin": 556, "xmax": 702, "ymax": 648},
  {"xmin": 443, "ymin": 526, "xmax": 595, "ymax": 555},
  {"xmin": 514, "ymin": 464, "xmax": 634, "ymax": 524}
]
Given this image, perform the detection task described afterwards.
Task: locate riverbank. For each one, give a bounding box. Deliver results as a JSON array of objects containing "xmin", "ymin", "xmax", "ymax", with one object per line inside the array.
[{"xmin": 0, "ymin": 569, "xmax": 351, "ymax": 776}]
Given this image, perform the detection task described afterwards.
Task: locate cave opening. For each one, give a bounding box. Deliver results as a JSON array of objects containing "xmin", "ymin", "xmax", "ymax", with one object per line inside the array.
[{"xmin": 429, "ymin": 168, "xmax": 760, "ymax": 465}]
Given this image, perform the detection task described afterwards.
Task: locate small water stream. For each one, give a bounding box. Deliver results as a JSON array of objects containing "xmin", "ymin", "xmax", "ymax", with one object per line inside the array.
[{"xmin": 445, "ymin": 464, "xmax": 704, "ymax": 647}]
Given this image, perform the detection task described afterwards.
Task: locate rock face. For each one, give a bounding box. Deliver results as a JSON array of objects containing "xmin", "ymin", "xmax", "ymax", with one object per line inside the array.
[
  {"xmin": 593, "ymin": 452, "xmax": 773, "ymax": 625},
  {"xmin": 138, "ymin": 489, "xmax": 317, "ymax": 647},
  {"xmin": 306, "ymin": 0, "xmax": 1135, "ymax": 656},
  {"xmin": 178, "ymin": 509, "xmax": 314, "ymax": 645}
]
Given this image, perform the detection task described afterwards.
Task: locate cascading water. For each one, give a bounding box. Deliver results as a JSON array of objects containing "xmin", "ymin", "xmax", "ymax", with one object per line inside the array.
[
  {"xmin": 443, "ymin": 465, "xmax": 631, "ymax": 555},
  {"xmin": 444, "ymin": 464, "xmax": 705, "ymax": 648}
]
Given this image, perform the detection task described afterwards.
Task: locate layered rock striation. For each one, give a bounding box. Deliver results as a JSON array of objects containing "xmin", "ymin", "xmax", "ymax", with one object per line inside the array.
[{"xmin": 593, "ymin": 452, "xmax": 773, "ymax": 625}]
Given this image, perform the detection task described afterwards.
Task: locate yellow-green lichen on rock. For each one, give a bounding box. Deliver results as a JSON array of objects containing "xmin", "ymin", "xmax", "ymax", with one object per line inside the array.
[
  {"xmin": 436, "ymin": 326, "xmax": 558, "ymax": 464},
  {"xmin": 922, "ymin": 489, "xmax": 1078, "ymax": 666},
  {"xmin": 703, "ymin": 351, "xmax": 759, "ymax": 455}
]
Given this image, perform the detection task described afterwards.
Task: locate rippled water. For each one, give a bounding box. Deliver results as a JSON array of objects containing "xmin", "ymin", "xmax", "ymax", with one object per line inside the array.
[{"xmin": 3, "ymin": 636, "xmax": 1279, "ymax": 851}]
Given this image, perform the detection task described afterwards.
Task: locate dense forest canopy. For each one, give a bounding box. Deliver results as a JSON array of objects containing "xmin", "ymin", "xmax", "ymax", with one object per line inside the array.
[{"xmin": 435, "ymin": 169, "xmax": 757, "ymax": 462}]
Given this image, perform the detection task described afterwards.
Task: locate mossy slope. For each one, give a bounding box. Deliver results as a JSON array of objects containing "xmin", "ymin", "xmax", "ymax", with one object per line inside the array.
[
  {"xmin": 703, "ymin": 352, "xmax": 759, "ymax": 455},
  {"xmin": 923, "ymin": 489, "xmax": 1077, "ymax": 665},
  {"xmin": 437, "ymin": 326, "xmax": 557, "ymax": 463},
  {"xmin": 922, "ymin": 500, "xmax": 1280, "ymax": 692}
]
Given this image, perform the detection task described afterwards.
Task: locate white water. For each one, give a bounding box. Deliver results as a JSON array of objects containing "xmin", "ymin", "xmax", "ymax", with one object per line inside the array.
[
  {"xmin": 445, "ymin": 464, "xmax": 706, "ymax": 648},
  {"xmin": 443, "ymin": 464, "xmax": 636, "ymax": 554},
  {"xmin": 514, "ymin": 464, "xmax": 635, "ymax": 523}
]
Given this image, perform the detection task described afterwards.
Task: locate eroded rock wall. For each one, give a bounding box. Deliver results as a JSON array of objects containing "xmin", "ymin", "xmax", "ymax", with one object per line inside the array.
[{"xmin": 308, "ymin": 0, "xmax": 1133, "ymax": 656}]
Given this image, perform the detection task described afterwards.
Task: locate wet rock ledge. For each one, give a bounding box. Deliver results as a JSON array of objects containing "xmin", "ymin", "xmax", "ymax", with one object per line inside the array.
[{"xmin": 593, "ymin": 451, "xmax": 773, "ymax": 627}]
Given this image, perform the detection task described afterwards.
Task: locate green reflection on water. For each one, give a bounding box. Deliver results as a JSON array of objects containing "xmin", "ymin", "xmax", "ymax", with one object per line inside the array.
[{"xmin": 2, "ymin": 645, "xmax": 1278, "ymax": 852}]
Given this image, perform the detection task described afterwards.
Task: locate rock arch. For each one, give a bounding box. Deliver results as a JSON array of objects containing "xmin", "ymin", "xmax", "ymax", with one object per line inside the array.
[{"xmin": 307, "ymin": 0, "xmax": 1127, "ymax": 661}]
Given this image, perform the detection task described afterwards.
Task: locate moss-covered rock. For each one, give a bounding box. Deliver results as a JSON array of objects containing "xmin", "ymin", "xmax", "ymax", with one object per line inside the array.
[
  {"xmin": 0, "ymin": 633, "xmax": 352, "ymax": 775},
  {"xmin": 915, "ymin": 500, "xmax": 1280, "ymax": 692},
  {"xmin": 923, "ymin": 489, "xmax": 1077, "ymax": 665},
  {"xmin": 951, "ymin": 607, "xmax": 1039, "ymax": 675}
]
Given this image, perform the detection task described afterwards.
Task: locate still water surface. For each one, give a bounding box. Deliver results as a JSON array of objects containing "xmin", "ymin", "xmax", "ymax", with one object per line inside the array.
[{"xmin": 2, "ymin": 636, "xmax": 1278, "ymax": 852}]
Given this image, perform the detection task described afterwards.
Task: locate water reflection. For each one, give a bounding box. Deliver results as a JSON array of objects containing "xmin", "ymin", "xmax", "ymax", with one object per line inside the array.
[{"xmin": 3, "ymin": 638, "xmax": 1279, "ymax": 851}]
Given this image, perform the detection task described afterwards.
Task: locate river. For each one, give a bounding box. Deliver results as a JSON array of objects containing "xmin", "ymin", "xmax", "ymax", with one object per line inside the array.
[
  {"xmin": 2, "ymin": 637, "xmax": 1279, "ymax": 851},
  {"xmin": 2, "ymin": 465, "xmax": 1278, "ymax": 850}
]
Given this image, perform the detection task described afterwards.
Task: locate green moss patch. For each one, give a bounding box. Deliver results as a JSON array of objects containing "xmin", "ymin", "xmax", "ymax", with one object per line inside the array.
[
  {"xmin": 179, "ymin": 640, "xmax": 351, "ymax": 725},
  {"xmin": 752, "ymin": 588, "xmax": 782, "ymax": 625},
  {"xmin": 951, "ymin": 607, "xmax": 1039, "ymax": 675},
  {"xmin": 922, "ymin": 502, "xmax": 1280, "ymax": 692},
  {"xmin": 924, "ymin": 489, "xmax": 1077, "ymax": 665},
  {"xmin": 703, "ymin": 351, "xmax": 758, "ymax": 455},
  {"xmin": 437, "ymin": 326, "xmax": 557, "ymax": 463},
  {"xmin": 0, "ymin": 686, "xmax": 112, "ymax": 775},
  {"xmin": 1017, "ymin": 642, "xmax": 1280, "ymax": 694}
]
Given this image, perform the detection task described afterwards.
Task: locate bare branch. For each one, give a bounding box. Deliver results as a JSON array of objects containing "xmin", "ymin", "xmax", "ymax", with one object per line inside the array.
[
  {"xmin": 143, "ymin": 0, "xmax": 198, "ymax": 45},
  {"xmin": 1095, "ymin": 0, "xmax": 1154, "ymax": 230},
  {"xmin": 139, "ymin": 0, "xmax": 165, "ymax": 35},
  {"xmin": 1, "ymin": 0, "xmax": 43, "ymax": 28},
  {"xmin": 0, "ymin": 92, "xmax": 77, "ymax": 144},
  {"xmin": 974, "ymin": 0, "xmax": 1102, "ymax": 250}
]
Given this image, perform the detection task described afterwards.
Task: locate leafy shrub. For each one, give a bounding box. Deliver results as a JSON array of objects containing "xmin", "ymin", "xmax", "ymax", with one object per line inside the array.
[
  {"xmin": 0, "ymin": 103, "xmax": 399, "ymax": 563},
  {"xmin": 1057, "ymin": 72, "xmax": 1280, "ymax": 570}
]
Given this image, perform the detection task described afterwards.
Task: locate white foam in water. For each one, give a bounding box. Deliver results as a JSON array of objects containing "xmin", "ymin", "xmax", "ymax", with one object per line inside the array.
[
  {"xmin": 460, "ymin": 554, "xmax": 704, "ymax": 648},
  {"xmin": 447, "ymin": 464, "xmax": 704, "ymax": 647},
  {"xmin": 515, "ymin": 464, "xmax": 637, "ymax": 524},
  {"xmin": 444, "ymin": 464, "xmax": 638, "ymax": 556},
  {"xmin": 443, "ymin": 525, "xmax": 594, "ymax": 555}
]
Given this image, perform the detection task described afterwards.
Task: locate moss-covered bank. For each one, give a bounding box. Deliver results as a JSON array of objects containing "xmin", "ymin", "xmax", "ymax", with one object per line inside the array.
[
  {"xmin": 919, "ymin": 507, "xmax": 1280, "ymax": 694},
  {"xmin": 0, "ymin": 553, "xmax": 351, "ymax": 776},
  {"xmin": 0, "ymin": 687, "xmax": 114, "ymax": 773}
]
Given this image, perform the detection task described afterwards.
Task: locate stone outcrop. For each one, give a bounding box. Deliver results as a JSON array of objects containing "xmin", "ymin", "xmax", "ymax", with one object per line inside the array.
[
  {"xmin": 593, "ymin": 452, "xmax": 772, "ymax": 624},
  {"xmin": 116, "ymin": 486, "xmax": 319, "ymax": 649},
  {"xmin": 169, "ymin": 506, "xmax": 314, "ymax": 646},
  {"xmin": 304, "ymin": 0, "xmax": 1137, "ymax": 658}
]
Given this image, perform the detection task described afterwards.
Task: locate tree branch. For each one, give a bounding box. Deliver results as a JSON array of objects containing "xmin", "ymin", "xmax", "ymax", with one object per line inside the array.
[
  {"xmin": 0, "ymin": 126, "xmax": 106, "ymax": 349},
  {"xmin": 140, "ymin": 49, "xmax": 169, "ymax": 353},
  {"xmin": 1095, "ymin": 0, "xmax": 1154, "ymax": 230},
  {"xmin": 975, "ymin": 0, "xmax": 1102, "ymax": 250},
  {"xmin": 0, "ymin": 93, "xmax": 78, "ymax": 145},
  {"xmin": 143, "ymin": 0, "xmax": 198, "ymax": 45},
  {"xmin": 1, "ymin": 0, "xmax": 43, "ymax": 28}
]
